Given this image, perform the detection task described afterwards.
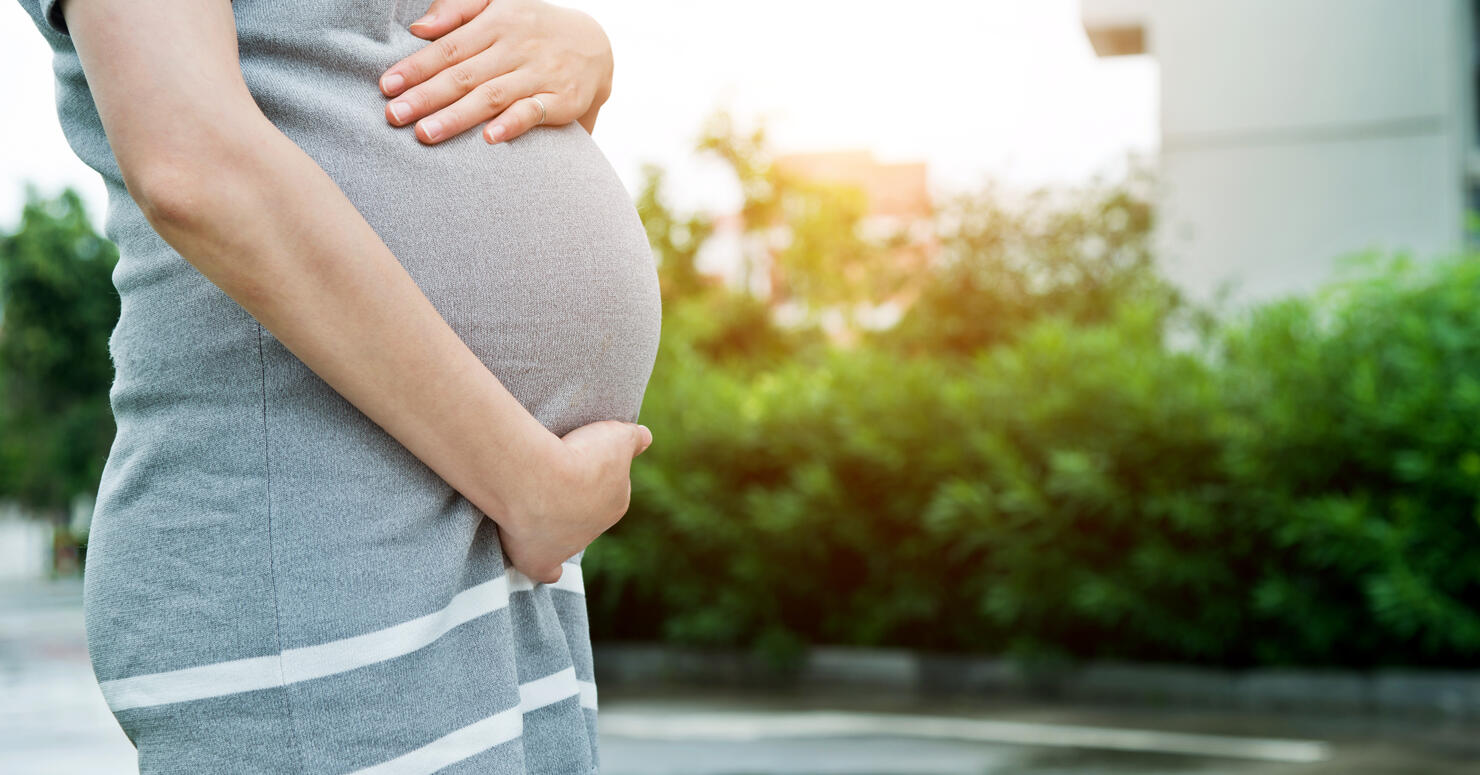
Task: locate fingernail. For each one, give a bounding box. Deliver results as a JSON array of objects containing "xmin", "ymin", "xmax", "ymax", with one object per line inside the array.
[
  {"xmin": 410, "ymin": 13, "xmax": 437, "ymax": 28},
  {"xmin": 381, "ymin": 72, "xmax": 405, "ymax": 94},
  {"xmin": 420, "ymin": 118, "xmax": 443, "ymax": 141},
  {"xmin": 488, "ymin": 124, "xmax": 506, "ymax": 142},
  {"xmin": 389, "ymin": 101, "xmax": 412, "ymax": 123}
]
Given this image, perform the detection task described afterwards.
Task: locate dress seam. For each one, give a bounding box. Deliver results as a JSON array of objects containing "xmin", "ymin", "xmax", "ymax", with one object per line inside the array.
[{"xmin": 258, "ymin": 320, "xmax": 308, "ymax": 771}]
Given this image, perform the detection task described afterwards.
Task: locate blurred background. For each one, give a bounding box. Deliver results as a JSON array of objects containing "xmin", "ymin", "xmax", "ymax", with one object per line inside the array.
[{"xmin": 3, "ymin": 0, "xmax": 1480, "ymax": 773}]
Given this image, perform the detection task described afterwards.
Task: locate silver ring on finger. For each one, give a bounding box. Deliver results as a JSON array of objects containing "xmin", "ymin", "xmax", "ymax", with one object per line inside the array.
[{"xmin": 530, "ymin": 95, "xmax": 548, "ymax": 126}]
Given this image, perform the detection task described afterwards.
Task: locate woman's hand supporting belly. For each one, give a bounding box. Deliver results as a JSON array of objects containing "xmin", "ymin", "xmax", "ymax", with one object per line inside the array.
[
  {"xmin": 377, "ymin": 0, "xmax": 613, "ymax": 145},
  {"xmin": 60, "ymin": 0, "xmax": 647, "ymax": 584}
]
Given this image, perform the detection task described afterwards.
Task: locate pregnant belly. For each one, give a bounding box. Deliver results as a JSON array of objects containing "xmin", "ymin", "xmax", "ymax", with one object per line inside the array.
[
  {"xmin": 303, "ymin": 120, "xmax": 662, "ymax": 436},
  {"xmin": 231, "ymin": 25, "xmax": 662, "ymax": 435}
]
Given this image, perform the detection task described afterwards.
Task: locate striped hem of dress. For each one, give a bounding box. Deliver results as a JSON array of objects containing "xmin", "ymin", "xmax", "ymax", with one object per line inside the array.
[
  {"xmin": 96, "ymin": 562, "xmax": 598, "ymax": 772},
  {"xmin": 98, "ymin": 562, "xmax": 587, "ymax": 710},
  {"xmin": 345, "ymin": 665, "xmax": 592, "ymax": 775}
]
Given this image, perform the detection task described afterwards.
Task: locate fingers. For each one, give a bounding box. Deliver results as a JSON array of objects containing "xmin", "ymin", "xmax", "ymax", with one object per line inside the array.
[
  {"xmin": 508, "ymin": 552, "xmax": 565, "ymax": 586},
  {"xmin": 629, "ymin": 423, "xmax": 653, "ymax": 456},
  {"xmin": 380, "ymin": 10, "xmax": 498, "ymax": 98},
  {"xmin": 410, "ymin": 71, "xmax": 537, "ymax": 144},
  {"xmin": 406, "ymin": 0, "xmax": 490, "ymax": 40},
  {"xmin": 484, "ymin": 93, "xmax": 558, "ymax": 144},
  {"xmin": 384, "ymin": 45, "xmax": 518, "ymax": 128},
  {"xmin": 560, "ymin": 419, "xmax": 653, "ymax": 459}
]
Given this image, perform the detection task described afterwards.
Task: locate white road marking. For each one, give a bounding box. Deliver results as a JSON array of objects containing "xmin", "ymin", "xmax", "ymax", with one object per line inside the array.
[{"xmin": 598, "ymin": 710, "xmax": 1332, "ymax": 763}]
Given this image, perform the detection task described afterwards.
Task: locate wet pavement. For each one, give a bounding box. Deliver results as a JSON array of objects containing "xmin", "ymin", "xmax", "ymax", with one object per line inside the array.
[{"xmin": 2, "ymin": 579, "xmax": 1476, "ymax": 774}]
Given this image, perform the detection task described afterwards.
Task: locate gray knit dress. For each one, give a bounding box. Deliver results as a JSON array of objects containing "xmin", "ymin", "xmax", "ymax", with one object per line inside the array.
[{"xmin": 17, "ymin": 1, "xmax": 662, "ymax": 773}]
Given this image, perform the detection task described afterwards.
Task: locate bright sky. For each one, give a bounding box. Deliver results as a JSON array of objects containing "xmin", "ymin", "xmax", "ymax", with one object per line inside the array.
[{"xmin": 1, "ymin": 0, "xmax": 1157, "ymax": 229}]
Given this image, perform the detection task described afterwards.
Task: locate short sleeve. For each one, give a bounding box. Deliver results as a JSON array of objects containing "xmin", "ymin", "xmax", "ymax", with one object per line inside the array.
[
  {"xmin": 39, "ymin": 0, "xmax": 71, "ymax": 36},
  {"xmin": 34, "ymin": 0, "xmax": 234, "ymax": 36}
]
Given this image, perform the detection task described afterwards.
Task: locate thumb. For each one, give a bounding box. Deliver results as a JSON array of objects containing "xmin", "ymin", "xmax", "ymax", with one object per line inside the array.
[{"xmin": 629, "ymin": 423, "xmax": 653, "ymax": 456}]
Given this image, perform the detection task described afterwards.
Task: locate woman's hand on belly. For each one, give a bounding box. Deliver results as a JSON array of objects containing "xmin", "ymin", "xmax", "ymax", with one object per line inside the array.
[
  {"xmin": 378, "ymin": 0, "xmax": 613, "ymax": 145},
  {"xmin": 498, "ymin": 420, "xmax": 654, "ymax": 584}
]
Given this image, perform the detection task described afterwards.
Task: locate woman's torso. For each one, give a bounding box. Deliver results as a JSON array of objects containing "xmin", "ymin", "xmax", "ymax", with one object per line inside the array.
[{"xmin": 21, "ymin": 0, "xmax": 660, "ymax": 771}]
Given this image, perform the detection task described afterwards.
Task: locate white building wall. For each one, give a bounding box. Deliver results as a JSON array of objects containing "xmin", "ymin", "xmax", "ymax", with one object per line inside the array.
[{"xmin": 1086, "ymin": 0, "xmax": 1472, "ymax": 303}]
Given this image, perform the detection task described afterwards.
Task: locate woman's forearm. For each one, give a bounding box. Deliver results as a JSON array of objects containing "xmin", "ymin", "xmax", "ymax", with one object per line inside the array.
[{"xmin": 130, "ymin": 110, "xmax": 560, "ymax": 527}]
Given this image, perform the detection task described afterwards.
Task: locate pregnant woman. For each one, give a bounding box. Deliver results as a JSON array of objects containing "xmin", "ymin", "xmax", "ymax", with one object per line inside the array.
[{"xmin": 16, "ymin": 0, "xmax": 661, "ymax": 772}]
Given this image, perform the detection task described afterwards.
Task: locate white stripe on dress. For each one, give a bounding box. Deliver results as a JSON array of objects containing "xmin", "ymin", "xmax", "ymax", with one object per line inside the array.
[
  {"xmin": 347, "ymin": 707, "xmax": 524, "ymax": 775},
  {"xmin": 99, "ymin": 564, "xmax": 585, "ymax": 712},
  {"xmin": 347, "ymin": 668, "xmax": 591, "ymax": 775},
  {"xmin": 578, "ymin": 678, "xmax": 598, "ymax": 710}
]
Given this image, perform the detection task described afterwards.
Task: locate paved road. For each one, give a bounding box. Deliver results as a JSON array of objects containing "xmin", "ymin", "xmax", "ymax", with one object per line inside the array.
[{"xmin": 2, "ymin": 580, "xmax": 1475, "ymax": 774}]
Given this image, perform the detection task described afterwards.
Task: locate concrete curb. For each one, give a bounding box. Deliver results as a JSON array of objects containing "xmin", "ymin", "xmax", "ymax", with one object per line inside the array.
[{"xmin": 593, "ymin": 644, "xmax": 1480, "ymax": 718}]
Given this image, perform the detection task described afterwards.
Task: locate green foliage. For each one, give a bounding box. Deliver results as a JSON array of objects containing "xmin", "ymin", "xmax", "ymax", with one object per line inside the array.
[
  {"xmin": 696, "ymin": 109, "xmax": 911, "ymax": 328},
  {"xmin": 590, "ymin": 242, "xmax": 1480, "ymax": 668},
  {"xmin": 1218, "ymin": 254, "xmax": 1480, "ymax": 665},
  {"xmin": 658, "ymin": 289, "xmax": 824, "ymax": 372},
  {"xmin": 592, "ymin": 300, "xmax": 1258, "ymax": 664},
  {"xmin": 0, "ymin": 189, "xmax": 119, "ymax": 520},
  {"xmin": 635, "ymin": 162, "xmax": 715, "ymax": 304},
  {"xmin": 879, "ymin": 171, "xmax": 1185, "ymax": 355}
]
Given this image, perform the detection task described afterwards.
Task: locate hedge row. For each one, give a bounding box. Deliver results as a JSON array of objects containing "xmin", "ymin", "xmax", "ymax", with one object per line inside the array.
[{"xmin": 586, "ymin": 255, "xmax": 1480, "ymax": 669}]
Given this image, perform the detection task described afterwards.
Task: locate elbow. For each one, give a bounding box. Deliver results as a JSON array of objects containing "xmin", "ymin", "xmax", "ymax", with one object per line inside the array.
[
  {"xmin": 121, "ymin": 151, "xmax": 277, "ymax": 307},
  {"xmin": 119, "ymin": 117, "xmax": 269, "ymax": 234},
  {"xmin": 125, "ymin": 158, "xmax": 221, "ymax": 233}
]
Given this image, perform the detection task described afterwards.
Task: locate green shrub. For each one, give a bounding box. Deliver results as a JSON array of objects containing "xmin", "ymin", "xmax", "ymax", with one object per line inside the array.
[
  {"xmin": 591, "ymin": 299, "xmax": 1248, "ymax": 663},
  {"xmin": 589, "ymin": 255, "xmax": 1480, "ymax": 669},
  {"xmin": 0, "ymin": 189, "xmax": 118, "ymax": 522},
  {"xmin": 1219, "ymin": 254, "xmax": 1480, "ymax": 665}
]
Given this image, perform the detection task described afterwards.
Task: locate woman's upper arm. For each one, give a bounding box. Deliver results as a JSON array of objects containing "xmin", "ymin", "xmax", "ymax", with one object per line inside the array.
[{"xmin": 57, "ymin": 0, "xmax": 268, "ymax": 202}]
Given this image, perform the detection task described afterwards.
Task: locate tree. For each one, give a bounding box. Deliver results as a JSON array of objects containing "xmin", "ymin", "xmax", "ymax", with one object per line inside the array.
[
  {"xmin": 879, "ymin": 168, "xmax": 1184, "ymax": 355},
  {"xmin": 696, "ymin": 109, "xmax": 911, "ymax": 333},
  {"xmin": 0, "ymin": 188, "xmax": 119, "ymax": 523},
  {"xmin": 635, "ymin": 162, "xmax": 715, "ymax": 304}
]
